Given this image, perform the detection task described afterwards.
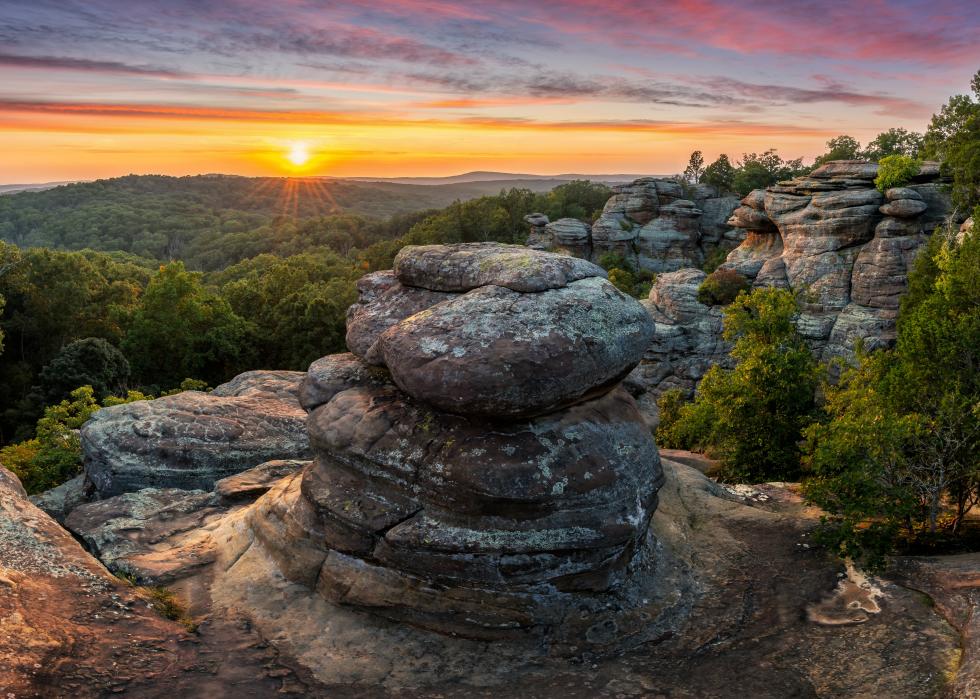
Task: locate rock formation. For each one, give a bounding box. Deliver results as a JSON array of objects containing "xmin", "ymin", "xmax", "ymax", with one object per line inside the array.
[
  {"xmin": 523, "ymin": 180, "xmax": 741, "ymax": 273},
  {"xmin": 629, "ymin": 161, "xmax": 957, "ymax": 416},
  {"xmin": 252, "ymin": 242, "xmax": 665, "ymax": 641},
  {"xmin": 81, "ymin": 370, "xmax": 310, "ymax": 498}
]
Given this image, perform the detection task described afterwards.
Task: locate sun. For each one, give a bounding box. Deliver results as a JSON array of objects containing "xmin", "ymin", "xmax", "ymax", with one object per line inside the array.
[{"xmin": 287, "ymin": 142, "xmax": 310, "ymax": 166}]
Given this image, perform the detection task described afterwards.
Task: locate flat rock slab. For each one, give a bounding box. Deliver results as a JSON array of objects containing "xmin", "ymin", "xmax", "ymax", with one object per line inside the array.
[
  {"xmin": 380, "ymin": 277, "xmax": 655, "ymax": 417},
  {"xmin": 82, "ymin": 375, "xmax": 311, "ymax": 497},
  {"xmin": 393, "ymin": 242, "xmax": 605, "ymax": 293}
]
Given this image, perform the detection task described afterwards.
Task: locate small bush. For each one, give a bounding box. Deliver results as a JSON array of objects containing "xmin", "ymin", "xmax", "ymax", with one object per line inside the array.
[
  {"xmin": 702, "ymin": 246, "xmax": 729, "ymax": 274},
  {"xmin": 655, "ymin": 389, "xmax": 690, "ymax": 448},
  {"xmin": 874, "ymin": 154, "xmax": 920, "ymax": 192},
  {"xmin": 140, "ymin": 586, "xmax": 197, "ymax": 632},
  {"xmin": 697, "ymin": 269, "xmax": 751, "ymax": 306}
]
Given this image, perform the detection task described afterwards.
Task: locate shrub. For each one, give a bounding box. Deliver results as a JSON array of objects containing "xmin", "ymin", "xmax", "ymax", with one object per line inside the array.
[
  {"xmin": 701, "ymin": 246, "xmax": 729, "ymax": 274},
  {"xmin": 874, "ymin": 154, "xmax": 920, "ymax": 192},
  {"xmin": 0, "ymin": 385, "xmax": 148, "ymax": 494},
  {"xmin": 697, "ymin": 269, "xmax": 751, "ymax": 305},
  {"xmin": 667, "ymin": 288, "xmax": 820, "ymax": 482},
  {"xmin": 655, "ymin": 389, "xmax": 697, "ymax": 448}
]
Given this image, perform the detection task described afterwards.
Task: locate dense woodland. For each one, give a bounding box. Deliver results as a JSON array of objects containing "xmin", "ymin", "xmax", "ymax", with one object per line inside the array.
[{"xmin": 0, "ymin": 72, "xmax": 978, "ymax": 567}]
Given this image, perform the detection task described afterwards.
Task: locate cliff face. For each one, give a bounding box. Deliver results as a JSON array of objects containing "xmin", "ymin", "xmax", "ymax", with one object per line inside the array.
[
  {"xmin": 526, "ymin": 179, "xmax": 741, "ymax": 273},
  {"xmin": 626, "ymin": 160, "xmax": 956, "ymax": 418}
]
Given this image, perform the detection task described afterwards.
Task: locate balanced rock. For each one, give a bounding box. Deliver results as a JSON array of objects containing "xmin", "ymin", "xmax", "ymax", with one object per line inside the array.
[
  {"xmin": 379, "ymin": 276, "xmax": 654, "ymax": 417},
  {"xmin": 249, "ymin": 242, "xmax": 665, "ymax": 640},
  {"xmin": 345, "ymin": 272, "xmax": 454, "ymax": 365},
  {"xmin": 82, "ymin": 370, "xmax": 310, "ymax": 497}
]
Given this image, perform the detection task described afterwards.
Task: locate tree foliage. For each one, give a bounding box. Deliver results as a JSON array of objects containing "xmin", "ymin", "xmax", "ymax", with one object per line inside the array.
[
  {"xmin": 39, "ymin": 337, "xmax": 130, "ymax": 404},
  {"xmin": 861, "ymin": 128, "xmax": 923, "ymax": 162},
  {"xmin": 803, "ymin": 228, "xmax": 980, "ymax": 566},
  {"xmin": 874, "ymin": 154, "xmax": 921, "ymax": 192},
  {"xmin": 732, "ymin": 150, "xmax": 807, "ymax": 196},
  {"xmin": 683, "ymin": 151, "xmax": 706, "ymax": 184},
  {"xmin": 122, "ymin": 262, "xmax": 252, "ymax": 390},
  {"xmin": 813, "ymin": 135, "xmax": 862, "ymax": 166},
  {"xmin": 659, "ymin": 288, "xmax": 820, "ymax": 482},
  {"xmin": 702, "ymin": 154, "xmax": 736, "ymax": 193}
]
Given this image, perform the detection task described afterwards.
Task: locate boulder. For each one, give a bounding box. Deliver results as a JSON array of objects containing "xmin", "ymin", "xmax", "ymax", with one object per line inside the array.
[
  {"xmin": 393, "ymin": 242, "xmax": 605, "ymax": 293},
  {"xmin": 345, "ymin": 275, "xmax": 454, "ymax": 365},
  {"xmin": 299, "ymin": 352, "xmax": 392, "ymax": 412},
  {"xmin": 378, "ymin": 276, "xmax": 654, "ymax": 417},
  {"xmin": 82, "ymin": 371, "xmax": 311, "ymax": 497},
  {"xmin": 880, "ymin": 199, "xmax": 928, "ymax": 218},
  {"xmin": 209, "ymin": 369, "xmax": 305, "ymax": 402}
]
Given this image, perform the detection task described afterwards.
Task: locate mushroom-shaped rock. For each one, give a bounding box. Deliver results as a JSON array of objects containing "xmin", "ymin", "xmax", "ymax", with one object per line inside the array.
[
  {"xmin": 393, "ymin": 242, "xmax": 605, "ymax": 293},
  {"xmin": 378, "ymin": 276, "xmax": 655, "ymax": 417},
  {"xmin": 523, "ymin": 212, "xmax": 549, "ymax": 227}
]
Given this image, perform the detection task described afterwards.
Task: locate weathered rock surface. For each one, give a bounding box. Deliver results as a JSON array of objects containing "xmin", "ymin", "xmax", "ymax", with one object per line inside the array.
[
  {"xmin": 0, "ymin": 465, "xmax": 337, "ymax": 697},
  {"xmin": 81, "ymin": 370, "xmax": 311, "ymax": 497},
  {"xmin": 42, "ymin": 456, "xmax": 974, "ymax": 697},
  {"xmin": 525, "ymin": 179, "xmax": 740, "ymax": 274},
  {"xmin": 345, "ymin": 272, "xmax": 455, "ymax": 365},
  {"xmin": 630, "ymin": 160, "xmax": 959, "ymax": 417},
  {"xmin": 379, "ymin": 276, "xmax": 654, "ymax": 417},
  {"xmin": 226, "ymin": 243, "xmax": 665, "ymax": 641},
  {"xmin": 393, "ymin": 242, "xmax": 605, "ymax": 293}
]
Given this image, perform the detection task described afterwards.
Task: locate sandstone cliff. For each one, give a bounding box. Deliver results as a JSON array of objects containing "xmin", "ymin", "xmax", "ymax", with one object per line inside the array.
[
  {"xmin": 626, "ymin": 160, "xmax": 957, "ymax": 417},
  {"xmin": 525, "ymin": 179, "xmax": 741, "ymax": 272}
]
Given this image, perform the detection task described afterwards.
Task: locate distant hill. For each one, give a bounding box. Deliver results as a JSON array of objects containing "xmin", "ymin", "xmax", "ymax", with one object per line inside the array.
[
  {"xmin": 0, "ymin": 181, "xmax": 81, "ymax": 195},
  {"xmin": 0, "ymin": 173, "xmax": 613, "ymax": 270},
  {"xmin": 337, "ymin": 171, "xmax": 652, "ymax": 185}
]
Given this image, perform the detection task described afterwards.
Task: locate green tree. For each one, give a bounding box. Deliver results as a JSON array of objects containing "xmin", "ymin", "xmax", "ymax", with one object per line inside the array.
[
  {"xmin": 813, "ymin": 135, "xmax": 862, "ymax": 166},
  {"xmin": 732, "ymin": 150, "xmax": 806, "ymax": 196},
  {"xmin": 38, "ymin": 337, "xmax": 130, "ymax": 403},
  {"xmin": 683, "ymin": 151, "xmax": 706, "ymax": 184},
  {"xmin": 921, "ymin": 70, "xmax": 980, "ymax": 161},
  {"xmin": 666, "ymin": 288, "xmax": 820, "ymax": 481},
  {"xmin": 702, "ymin": 154, "xmax": 736, "ymax": 193},
  {"xmin": 123, "ymin": 262, "xmax": 252, "ymax": 389},
  {"xmin": 803, "ymin": 228, "xmax": 980, "ymax": 565},
  {"xmin": 861, "ymin": 128, "xmax": 923, "ymax": 162}
]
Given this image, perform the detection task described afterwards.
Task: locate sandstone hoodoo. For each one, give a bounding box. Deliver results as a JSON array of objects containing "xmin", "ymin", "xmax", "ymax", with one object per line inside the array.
[
  {"xmin": 254, "ymin": 242, "xmax": 665, "ymax": 641},
  {"xmin": 525, "ymin": 179, "xmax": 741, "ymax": 273},
  {"xmin": 628, "ymin": 160, "xmax": 958, "ymax": 415}
]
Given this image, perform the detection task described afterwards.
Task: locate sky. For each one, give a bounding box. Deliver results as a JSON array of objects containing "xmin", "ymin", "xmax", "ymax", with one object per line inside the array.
[{"xmin": 0, "ymin": 0, "xmax": 978, "ymax": 183}]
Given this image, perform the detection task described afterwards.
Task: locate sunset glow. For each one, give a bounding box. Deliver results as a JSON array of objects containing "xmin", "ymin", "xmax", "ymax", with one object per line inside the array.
[
  {"xmin": 287, "ymin": 142, "xmax": 311, "ymax": 167},
  {"xmin": 1, "ymin": 1, "xmax": 978, "ymax": 182}
]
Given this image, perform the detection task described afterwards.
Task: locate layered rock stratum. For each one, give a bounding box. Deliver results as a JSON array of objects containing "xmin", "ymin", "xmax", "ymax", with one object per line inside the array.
[
  {"xmin": 524, "ymin": 180, "xmax": 741, "ymax": 272},
  {"xmin": 256, "ymin": 243, "xmax": 665, "ymax": 642},
  {"xmin": 624, "ymin": 160, "xmax": 959, "ymax": 416}
]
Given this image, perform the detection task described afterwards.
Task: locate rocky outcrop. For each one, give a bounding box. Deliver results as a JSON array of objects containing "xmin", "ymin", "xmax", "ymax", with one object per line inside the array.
[
  {"xmin": 81, "ymin": 370, "xmax": 310, "ymax": 497},
  {"xmin": 45, "ymin": 455, "xmax": 973, "ymax": 696},
  {"xmin": 524, "ymin": 179, "xmax": 740, "ymax": 274},
  {"xmin": 249, "ymin": 243, "xmax": 664, "ymax": 641},
  {"xmin": 630, "ymin": 161, "xmax": 957, "ymax": 416}
]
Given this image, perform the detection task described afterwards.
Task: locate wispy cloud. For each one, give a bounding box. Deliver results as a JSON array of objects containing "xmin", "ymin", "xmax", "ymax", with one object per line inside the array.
[{"xmin": 0, "ymin": 52, "xmax": 186, "ymax": 78}]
